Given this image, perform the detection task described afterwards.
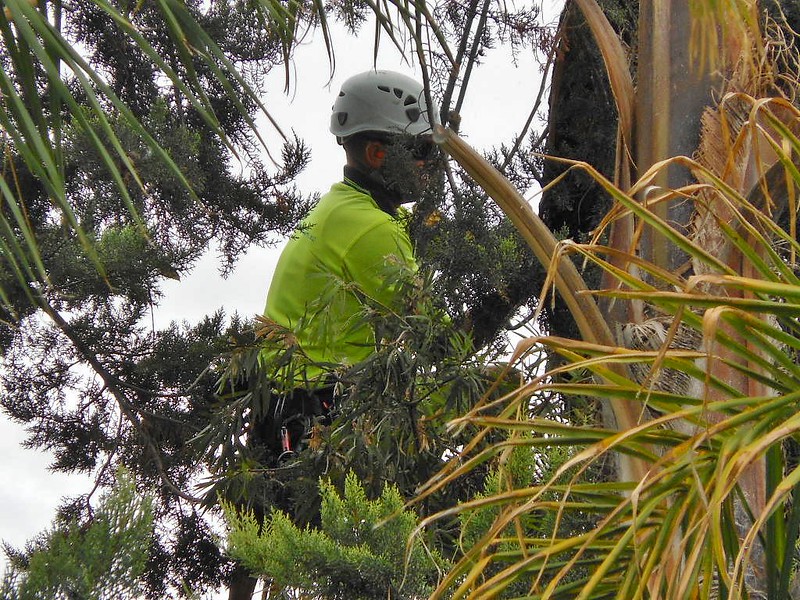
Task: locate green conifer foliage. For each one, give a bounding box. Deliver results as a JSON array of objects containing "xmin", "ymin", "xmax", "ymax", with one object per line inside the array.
[
  {"xmin": 224, "ymin": 471, "xmax": 448, "ymax": 599},
  {"xmin": 1, "ymin": 469, "xmax": 153, "ymax": 600},
  {"xmin": 1, "ymin": 0, "xmax": 555, "ymax": 595},
  {"xmin": 0, "ymin": 0, "xmax": 314, "ymax": 593}
]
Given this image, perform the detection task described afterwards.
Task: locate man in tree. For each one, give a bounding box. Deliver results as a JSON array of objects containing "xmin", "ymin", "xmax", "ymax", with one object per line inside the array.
[
  {"xmin": 227, "ymin": 69, "xmax": 439, "ymax": 599},
  {"xmin": 259, "ymin": 69, "xmax": 438, "ymax": 453}
]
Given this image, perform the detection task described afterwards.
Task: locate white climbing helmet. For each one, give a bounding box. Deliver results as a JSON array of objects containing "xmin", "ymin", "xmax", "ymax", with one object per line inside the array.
[{"xmin": 330, "ymin": 70, "xmax": 437, "ymax": 142}]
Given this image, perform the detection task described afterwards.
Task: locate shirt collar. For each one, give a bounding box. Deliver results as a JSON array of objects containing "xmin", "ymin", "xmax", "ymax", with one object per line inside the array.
[{"xmin": 342, "ymin": 165, "xmax": 401, "ymax": 216}]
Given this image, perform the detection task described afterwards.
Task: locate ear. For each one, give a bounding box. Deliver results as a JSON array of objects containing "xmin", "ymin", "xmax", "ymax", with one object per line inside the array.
[{"xmin": 364, "ymin": 140, "xmax": 386, "ymax": 169}]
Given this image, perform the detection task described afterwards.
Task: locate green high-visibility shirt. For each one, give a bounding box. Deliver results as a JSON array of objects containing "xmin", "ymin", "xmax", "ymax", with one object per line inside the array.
[{"xmin": 264, "ymin": 178, "xmax": 417, "ymax": 381}]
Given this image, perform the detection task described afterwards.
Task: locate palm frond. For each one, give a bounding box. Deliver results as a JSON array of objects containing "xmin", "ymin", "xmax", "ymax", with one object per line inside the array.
[{"xmin": 424, "ymin": 72, "xmax": 800, "ymax": 596}]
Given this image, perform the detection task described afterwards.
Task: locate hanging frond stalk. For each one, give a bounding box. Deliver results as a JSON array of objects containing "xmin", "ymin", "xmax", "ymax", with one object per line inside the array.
[
  {"xmin": 433, "ymin": 125, "xmax": 649, "ymax": 482},
  {"xmin": 572, "ymin": 0, "xmax": 638, "ymax": 324}
]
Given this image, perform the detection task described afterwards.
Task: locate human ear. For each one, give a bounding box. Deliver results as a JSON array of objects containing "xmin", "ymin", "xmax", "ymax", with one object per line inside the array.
[{"xmin": 365, "ymin": 141, "xmax": 386, "ymax": 169}]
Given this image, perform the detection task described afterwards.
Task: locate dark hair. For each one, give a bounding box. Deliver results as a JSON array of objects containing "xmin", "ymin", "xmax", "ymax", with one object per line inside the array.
[{"xmin": 341, "ymin": 132, "xmax": 374, "ymax": 163}]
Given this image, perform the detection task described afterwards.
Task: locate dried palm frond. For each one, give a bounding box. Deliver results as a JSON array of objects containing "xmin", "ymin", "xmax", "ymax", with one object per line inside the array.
[
  {"xmin": 620, "ymin": 313, "xmax": 702, "ymax": 396},
  {"xmin": 690, "ymin": 10, "xmax": 800, "ymax": 284}
]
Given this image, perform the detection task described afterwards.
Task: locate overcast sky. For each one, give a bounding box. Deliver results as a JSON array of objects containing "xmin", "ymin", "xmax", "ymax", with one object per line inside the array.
[{"xmin": 0, "ymin": 5, "xmax": 558, "ymax": 595}]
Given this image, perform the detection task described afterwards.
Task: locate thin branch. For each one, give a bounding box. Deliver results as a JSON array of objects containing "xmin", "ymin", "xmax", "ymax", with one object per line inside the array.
[
  {"xmin": 411, "ymin": 0, "xmax": 438, "ymax": 135},
  {"xmin": 500, "ymin": 37, "xmax": 557, "ymax": 172},
  {"xmin": 443, "ymin": 158, "xmax": 464, "ymax": 210},
  {"xmin": 439, "ymin": 0, "xmax": 481, "ymax": 125},
  {"xmin": 409, "ymin": 0, "xmax": 456, "ymax": 66},
  {"xmin": 105, "ymin": 364, "xmax": 214, "ymax": 400},
  {"xmin": 83, "ymin": 411, "xmax": 124, "ymax": 517},
  {"xmin": 37, "ymin": 293, "xmax": 203, "ymax": 503},
  {"xmin": 453, "ymin": 0, "xmax": 491, "ymax": 117}
]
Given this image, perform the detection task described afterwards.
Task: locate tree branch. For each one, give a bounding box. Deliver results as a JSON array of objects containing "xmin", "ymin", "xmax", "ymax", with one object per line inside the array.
[{"xmin": 36, "ymin": 292, "xmax": 203, "ymax": 504}]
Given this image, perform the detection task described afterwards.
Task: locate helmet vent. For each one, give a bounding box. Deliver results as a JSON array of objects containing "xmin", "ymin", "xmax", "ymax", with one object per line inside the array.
[
  {"xmin": 377, "ymin": 85, "xmax": 391, "ymax": 93},
  {"xmin": 393, "ymin": 87, "xmax": 403, "ymax": 98},
  {"xmin": 404, "ymin": 95, "xmax": 416, "ymax": 106},
  {"xmin": 405, "ymin": 107, "xmax": 421, "ymax": 122},
  {"xmin": 337, "ymin": 113, "xmax": 347, "ymax": 126}
]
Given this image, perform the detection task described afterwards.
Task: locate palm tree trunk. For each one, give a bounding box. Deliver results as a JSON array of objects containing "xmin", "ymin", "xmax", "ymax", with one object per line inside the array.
[{"xmin": 636, "ymin": 0, "xmax": 719, "ymax": 271}]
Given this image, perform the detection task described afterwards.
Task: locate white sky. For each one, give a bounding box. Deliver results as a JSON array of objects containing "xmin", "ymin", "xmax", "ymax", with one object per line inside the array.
[{"xmin": 0, "ymin": 4, "xmax": 560, "ymax": 596}]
